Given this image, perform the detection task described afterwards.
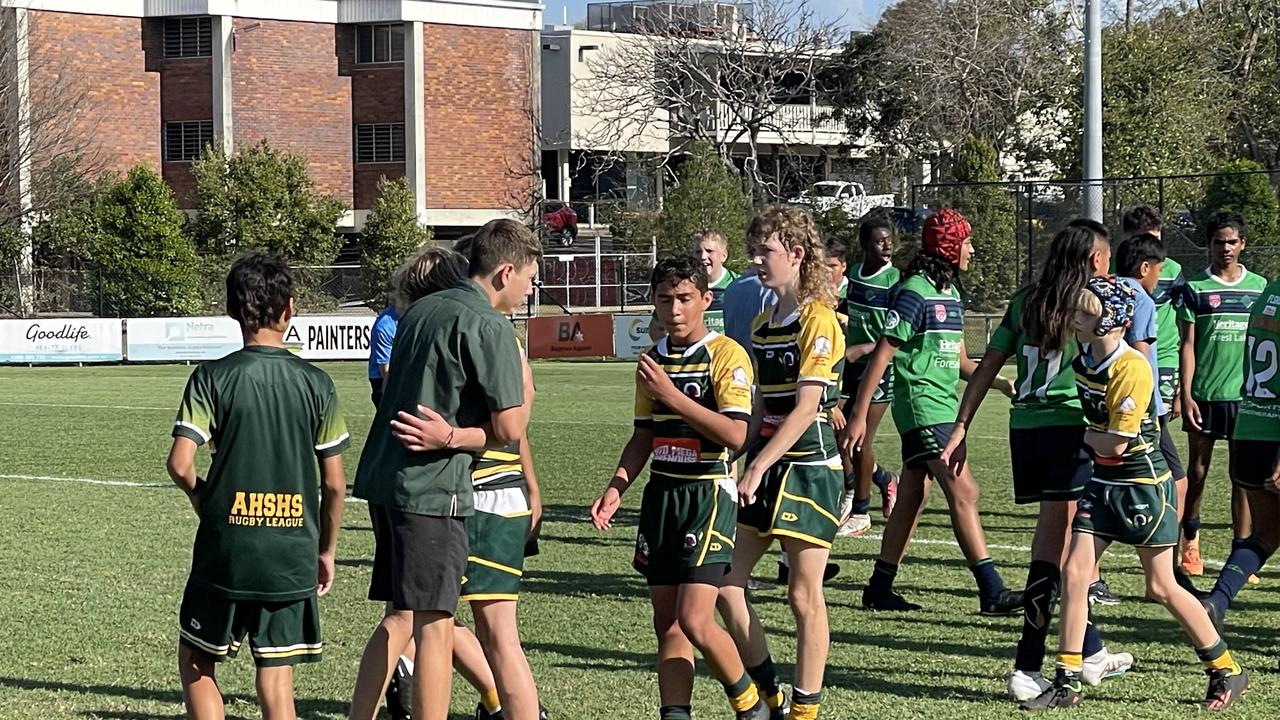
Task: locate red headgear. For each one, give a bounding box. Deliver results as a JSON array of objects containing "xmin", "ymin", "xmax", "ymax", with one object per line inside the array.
[{"xmin": 922, "ymin": 209, "xmax": 972, "ymax": 265}]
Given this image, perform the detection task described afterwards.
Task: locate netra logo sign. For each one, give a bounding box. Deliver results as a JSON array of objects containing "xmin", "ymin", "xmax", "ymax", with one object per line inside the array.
[{"xmin": 25, "ymin": 324, "xmax": 90, "ymax": 342}]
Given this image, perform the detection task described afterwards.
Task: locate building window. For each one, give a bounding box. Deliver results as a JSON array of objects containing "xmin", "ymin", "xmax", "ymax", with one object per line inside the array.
[
  {"xmin": 355, "ymin": 124, "xmax": 406, "ymax": 164},
  {"xmin": 164, "ymin": 17, "xmax": 213, "ymax": 58},
  {"xmin": 165, "ymin": 121, "xmax": 214, "ymax": 162},
  {"xmin": 356, "ymin": 24, "xmax": 405, "ymax": 64}
]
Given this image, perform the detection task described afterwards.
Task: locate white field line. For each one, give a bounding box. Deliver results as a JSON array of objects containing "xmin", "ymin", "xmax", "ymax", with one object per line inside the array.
[{"xmin": 0, "ymin": 472, "xmax": 1228, "ymax": 569}]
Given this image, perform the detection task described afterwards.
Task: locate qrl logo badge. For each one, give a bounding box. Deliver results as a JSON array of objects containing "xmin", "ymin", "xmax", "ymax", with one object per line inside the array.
[
  {"xmin": 1208, "ymin": 294, "xmax": 1222, "ymax": 309},
  {"xmin": 934, "ymin": 304, "xmax": 947, "ymax": 323}
]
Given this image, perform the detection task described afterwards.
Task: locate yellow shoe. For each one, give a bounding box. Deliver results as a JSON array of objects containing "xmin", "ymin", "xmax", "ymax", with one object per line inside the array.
[{"xmin": 1181, "ymin": 536, "xmax": 1204, "ymax": 576}]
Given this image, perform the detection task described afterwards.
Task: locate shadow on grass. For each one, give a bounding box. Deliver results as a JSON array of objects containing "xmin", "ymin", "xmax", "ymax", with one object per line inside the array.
[
  {"xmin": 0, "ymin": 676, "xmax": 349, "ymax": 717},
  {"xmin": 521, "ymin": 568, "xmax": 648, "ymax": 600}
]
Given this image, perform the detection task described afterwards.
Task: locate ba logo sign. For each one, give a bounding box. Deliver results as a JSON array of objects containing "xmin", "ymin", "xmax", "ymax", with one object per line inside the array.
[{"xmin": 558, "ymin": 322, "xmax": 585, "ymax": 342}]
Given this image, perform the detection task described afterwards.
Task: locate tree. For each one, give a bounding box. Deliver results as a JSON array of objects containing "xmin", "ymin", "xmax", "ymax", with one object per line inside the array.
[
  {"xmin": 1199, "ymin": 158, "xmax": 1280, "ymax": 277},
  {"xmin": 576, "ymin": 0, "xmax": 845, "ymax": 201},
  {"xmin": 653, "ymin": 141, "xmax": 751, "ymax": 267},
  {"xmin": 190, "ymin": 140, "xmax": 347, "ymax": 264},
  {"xmin": 356, "ymin": 177, "xmax": 433, "ymax": 305},
  {"xmin": 947, "ymin": 135, "xmax": 1018, "ymax": 311},
  {"xmin": 90, "ymin": 166, "xmax": 202, "ymax": 317}
]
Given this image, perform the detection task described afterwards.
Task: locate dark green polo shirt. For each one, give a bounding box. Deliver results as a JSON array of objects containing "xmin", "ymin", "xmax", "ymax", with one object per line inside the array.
[{"xmin": 353, "ymin": 279, "xmax": 525, "ymax": 517}]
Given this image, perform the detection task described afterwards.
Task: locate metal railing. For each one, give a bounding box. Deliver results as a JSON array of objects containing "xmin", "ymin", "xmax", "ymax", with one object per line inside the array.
[{"xmin": 536, "ymin": 234, "xmax": 657, "ymax": 312}]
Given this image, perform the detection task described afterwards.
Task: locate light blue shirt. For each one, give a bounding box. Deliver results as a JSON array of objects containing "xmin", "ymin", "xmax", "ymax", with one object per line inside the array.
[
  {"xmin": 722, "ymin": 271, "xmax": 777, "ymax": 349},
  {"xmin": 1119, "ymin": 277, "xmax": 1163, "ymax": 416},
  {"xmin": 368, "ymin": 305, "xmax": 400, "ymax": 379}
]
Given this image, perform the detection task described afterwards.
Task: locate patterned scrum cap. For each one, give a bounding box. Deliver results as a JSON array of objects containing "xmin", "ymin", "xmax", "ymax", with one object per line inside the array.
[
  {"xmin": 1084, "ymin": 275, "xmax": 1137, "ymax": 337},
  {"xmin": 921, "ymin": 208, "xmax": 972, "ymax": 264}
]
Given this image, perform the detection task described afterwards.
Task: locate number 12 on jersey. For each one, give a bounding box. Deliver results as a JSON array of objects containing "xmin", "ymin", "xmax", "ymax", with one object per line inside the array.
[{"xmin": 1244, "ymin": 337, "xmax": 1278, "ymax": 400}]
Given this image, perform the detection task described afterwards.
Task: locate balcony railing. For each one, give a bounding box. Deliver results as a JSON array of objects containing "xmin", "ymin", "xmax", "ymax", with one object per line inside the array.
[{"xmin": 709, "ymin": 102, "xmax": 846, "ymax": 139}]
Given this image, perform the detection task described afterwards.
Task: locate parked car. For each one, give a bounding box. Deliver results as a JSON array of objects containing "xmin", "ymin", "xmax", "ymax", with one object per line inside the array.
[
  {"xmin": 787, "ymin": 181, "xmax": 896, "ymax": 218},
  {"xmin": 542, "ymin": 202, "xmax": 579, "ymax": 247}
]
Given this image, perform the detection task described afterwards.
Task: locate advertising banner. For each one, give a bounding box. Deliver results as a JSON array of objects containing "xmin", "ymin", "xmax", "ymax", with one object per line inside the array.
[
  {"xmin": 527, "ymin": 314, "xmax": 615, "ymax": 358},
  {"xmin": 126, "ymin": 317, "xmax": 242, "ymax": 361},
  {"xmin": 613, "ymin": 314, "xmax": 653, "ymax": 359},
  {"xmin": 284, "ymin": 315, "xmax": 375, "ymax": 360},
  {"xmin": 0, "ymin": 318, "xmax": 124, "ymax": 363}
]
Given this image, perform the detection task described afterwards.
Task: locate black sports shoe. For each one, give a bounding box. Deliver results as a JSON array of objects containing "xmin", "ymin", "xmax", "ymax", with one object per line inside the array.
[
  {"xmin": 1200, "ymin": 596, "xmax": 1226, "ymax": 637},
  {"xmin": 1174, "ymin": 567, "xmax": 1199, "ymax": 595},
  {"xmin": 1202, "ymin": 668, "xmax": 1248, "ymax": 711},
  {"xmin": 1021, "ymin": 672, "xmax": 1083, "ymax": 711},
  {"xmin": 862, "ymin": 586, "xmax": 923, "ymax": 611},
  {"xmin": 1088, "ymin": 579, "xmax": 1121, "ymax": 606},
  {"xmin": 981, "ymin": 588, "xmax": 1024, "ymax": 616},
  {"xmin": 736, "ymin": 698, "xmax": 770, "ymax": 720},
  {"xmin": 539, "ymin": 703, "xmax": 549, "ymax": 720},
  {"xmin": 385, "ymin": 657, "xmax": 413, "ymax": 720},
  {"xmin": 767, "ymin": 690, "xmax": 789, "ymax": 720},
  {"xmin": 474, "ymin": 702, "xmax": 504, "ymax": 720},
  {"xmin": 776, "ymin": 562, "xmax": 841, "ymax": 586}
]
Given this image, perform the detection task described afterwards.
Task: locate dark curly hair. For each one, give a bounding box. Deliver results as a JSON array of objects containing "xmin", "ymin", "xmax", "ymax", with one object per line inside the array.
[
  {"xmin": 650, "ymin": 255, "xmax": 709, "ymax": 293},
  {"xmin": 226, "ymin": 253, "xmax": 293, "ymax": 334}
]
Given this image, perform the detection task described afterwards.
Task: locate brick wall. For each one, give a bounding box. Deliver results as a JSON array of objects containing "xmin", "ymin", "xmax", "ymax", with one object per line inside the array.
[
  {"xmin": 26, "ymin": 11, "xmax": 160, "ymax": 178},
  {"xmin": 339, "ymin": 25, "xmax": 405, "ymax": 210},
  {"xmin": 231, "ymin": 19, "xmax": 352, "ymax": 204},
  {"xmin": 423, "ymin": 25, "xmax": 535, "ymax": 210},
  {"xmin": 141, "ymin": 18, "xmax": 213, "ymax": 206}
]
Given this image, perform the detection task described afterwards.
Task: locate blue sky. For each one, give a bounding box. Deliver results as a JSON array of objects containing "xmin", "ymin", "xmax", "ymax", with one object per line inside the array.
[{"xmin": 552, "ymin": 0, "xmax": 893, "ymax": 30}]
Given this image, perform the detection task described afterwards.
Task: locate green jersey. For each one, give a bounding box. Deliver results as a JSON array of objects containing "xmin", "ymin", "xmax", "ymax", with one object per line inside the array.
[
  {"xmin": 635, "ymin": 332, "xmax": 754, "ymax": 482},
  {"xmin": 1073, "ymin": 342, "xmax": 1170, "ymax": 485},
  {"xmin": 1176, "ymin": 266, "xmax": 1268, "ymax": 401},
  {"xmin": 1153, "ymin": 258, "xmax": 1185, "ymax": 371},
  {"xmin": 1235, "ymin": 280, "xmax": 1280, "ymax": 441},
  {"xmin": 752, "ymin": 301, "xmax": 845, "ymax": 462},
  {"xmin": 173, "ymin": 346, "xmax": 350, "ymax": 601},
  {"xmin": 845, "ymin": 262, "xmax": 901, "ymax": 348},
  {"xmin": 987, "ymin": 289, "xmax": 1084, "ymax": 429},
  {"xmin": 883, "ymin": 274, "xmax": 963, "ymax": 432}
]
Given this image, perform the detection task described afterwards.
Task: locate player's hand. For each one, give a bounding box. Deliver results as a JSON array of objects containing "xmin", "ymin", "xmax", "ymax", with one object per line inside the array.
[
  {"xmin": 1266, "ymin": 457, "xmax": 1280, "ymax": 494},
  {"xmin": 529, "ymin": 489, "xmax": 544, "ymax": 539},
  {"xmin": 317, "ymin": 551, "xmax": 335, "ymax": 596},
  {"xmin": 830, "ymin": 404, "xmax": 847, "ymax": 433},
  {"xmin": 942, "ymin": 431, "xmax": 968, "ymax": 479},
  {"xmin": 1170, "ymin": 393, "xmax": 1182, "ymax": 420},
  {"xmin": 637, "ymin": 355, "xmax": 681, "ymax": 405},
  {"xmin": 840, "ymin": 415, "xmax": 867, "ymax": 458},
  {"xmin": 738, "ymin": 462, "xmax": 766, "ymax": 506},
  {"xmin": 590, "ymin": 486, "xmax": 622, "ymax": 530},
  {"xmin": 1183, "ymin": 397, "xmax": 1202, "ymax": 432},
  {"xmin": 996, "ymin": 376, "xmax": 1017, "ymax": 400},
  {"xmin": 391, "ymin": 405, "xmax": 452, "ymax": 452}
]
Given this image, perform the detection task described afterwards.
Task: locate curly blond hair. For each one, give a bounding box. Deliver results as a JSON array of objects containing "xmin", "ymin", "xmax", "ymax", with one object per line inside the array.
[{"xmin": 747, "ymin": 205, "xmax": 835, "ymax": 308}]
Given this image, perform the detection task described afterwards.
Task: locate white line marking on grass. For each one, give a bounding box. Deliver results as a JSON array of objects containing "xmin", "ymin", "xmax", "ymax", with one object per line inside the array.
[
  {"xmin": 0, "ymin": 401, "xmax": 172, "ymax": 412},
  {"xmin": 0, "ymin": 473, "xmax": 369, "ymax": 504}
]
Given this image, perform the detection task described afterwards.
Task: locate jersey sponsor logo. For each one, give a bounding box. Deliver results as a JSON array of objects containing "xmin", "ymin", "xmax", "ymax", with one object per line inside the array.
[
  {"xmin": 189, "ymin": 619, "xmax": 202, "ymax": 630},
  {"xmin": 934, "ymin": 304, "xmax": 947, "ymax": 322},
  {"xmin": 1265, "ymin": 304, "xmax": 1277, "ymax": 317},
  {"xmin": 228, "ymin": 491, "xmax": 305, "ymax": 527},
  {"xmin": 684, "ymin": 533, "xmax": 699, "ymax": 549},
  {"xmin": 732, "ymin": 366, "xmax": 749, "ymax": 386},
  {"xmin": 683, "ymin": 382, "xmax": 703, "ymax": 398},
  {"xmin": 781, "ymin": 511, "xmax": 799, "ymax": 523},
  {"xmin": 782, "ymin": 350, "xmax": 797, "ymax": 367},
  {"xmin": 1213, "ymin": 319, "xmax": 1249, "ymax": 332},
  {"xmin": 939, "ymin": 339, "xmax": 961, "ymax": 354},
  {"xmin": 1243, "ymin": 295, "xmax": 1256, "ymax": 309},
  {"xmin": 653, "ymin": 437, "xmax": 701, "ymax": 463},
  {"xmin": 1209, "ymin": 294, "xmax": 1222, "ymax": 309},
  {"xmin": 884, "ymin": 310, "xmax": 901, "ymax": 330}
]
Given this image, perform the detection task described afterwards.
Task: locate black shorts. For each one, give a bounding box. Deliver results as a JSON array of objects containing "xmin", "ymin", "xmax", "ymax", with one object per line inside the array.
[
  {"xmin": 384, "ymin": 508, "xmax": 468, "ymax": 614},
  {"xmin": 1229, "ymin": 439, "xmax": 1280, "ymax": 491},
  {"xmin": 368, "ymin": 503, "xmax": 394, "ymax": 603},
  {"xmin": 1158, "ymin": 415, "xmax": 1185, "ymax": 481},
  {"xmin": 1184, "ymin": 400, "xmax": 1238, "ymax": 440},
  {"xmin": 1009, "ymin": 425, "xmax": 1091, "ymax": 504},
  {"xmin": 901, "ymin": 423, "xmax": 952, "ymax": 470},
  {"xmin": 370, "ymin": 377, "xmax": 384, "ymax": 407}
]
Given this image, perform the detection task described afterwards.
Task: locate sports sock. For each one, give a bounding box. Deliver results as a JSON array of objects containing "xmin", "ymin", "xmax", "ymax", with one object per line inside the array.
[
  {"xmin": 1082, "ymin": 614, "xmax": 1104, "ymax": 658},
  {"xmin": 724, "ymin": 673, "xmax": 760, "ymax": 713},
  {"xmin": 480, "ymin": 688, "xmax": 501, "ymax": 714},
  {"xmin": 1196, "ymin": 639, "xmax": 1242, "ymax": 675},
  {"xmin": 970, "ymin": 557, "xmax": 1005, "ymax": 603},
  {"xmin": 789, "ymin": 688, "xmax": 822, "ymax": 720},
  {"xmin": 1183, "ymin": 515, "xmax": 1201, "ymax": 541},
  {"xmin": 1209, "ymin": 538, "xmax": 1268, "ymax": 610},
  {"xmin": 868, "ymin": 559, "xmax": 898, "ymax": 595},
  {"xmin": 746, "ymin": 657, "xmax": 782, "ymax": 707},
  {"xmin": 1055, "ymin": 650, "xmax": 1084, "ymax": 678},
  {"xmin": 659, "ymin": 705, "xmax": 692, "ymax": 720},
  {"xmin": 843, "ymin": 466, "xmax": 858, "ymax": 492},
  {"xmin": 1015, "ymin": 560, "xmax": 1059, "ymax": 672},
  {"xmin": 872, "ymin": 465, "xmax": 892, "ymax": 492}
]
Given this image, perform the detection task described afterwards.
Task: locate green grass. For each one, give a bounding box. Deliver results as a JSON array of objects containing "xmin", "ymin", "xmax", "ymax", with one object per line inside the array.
[{"xmin": 0, "ymin": 361, "xmax": 1275, "ymax": 719}]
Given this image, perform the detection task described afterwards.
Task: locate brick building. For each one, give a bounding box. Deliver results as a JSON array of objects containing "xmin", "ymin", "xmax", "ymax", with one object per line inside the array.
[{"xmin": 1, "ymin": 0, "xmax": 542, "ymax": 234}]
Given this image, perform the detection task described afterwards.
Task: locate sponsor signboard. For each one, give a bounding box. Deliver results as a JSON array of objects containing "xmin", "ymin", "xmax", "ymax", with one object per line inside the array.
[
  {"xmin": 0, "ymin": 318, "xmax": 124, "ymax": 363},
  {"xmin": 527, "ymin": 314, "xmax": 614, "ymax": 358},
  {"xmin": 613, "ymin": 314, "xmax": 652, "ymax": 359},
  {"xmin": 126, "ymin": 317, "xmax": 242, "ymax": 361}
]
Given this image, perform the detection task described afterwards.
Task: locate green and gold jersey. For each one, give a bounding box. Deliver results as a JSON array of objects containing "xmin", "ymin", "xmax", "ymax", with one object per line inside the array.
[
  {"xmin": 471, "ymin": 445, "xmax": 524, "ymax": 490},
  {"xmin": 634, "ymin": 332, "xmax": 754, "ymax": 482},
  {"xmin": 752, "ymin": 300, "xmax": 845, "ymax": 462},
  {"xmin": 1073, "ymin": 342, "xmax": 1170, "ymax": 485},
  {"xmin": 1235, "ymin": 280, "xmax": 1280, "ymax": 441},
  {"xmin": 845, "ymin": 262, "xmax": 901, "ymax": 348},
  {"xmin": 883, "ymin": 273, "xmax": 963, "ymax": 433},
  {"xmin": 173, "ymin": 345, "xmax": 350, "ymax": 601},
  {"xmin": 988, "ymin": 289, "xmax": 1084, "ymax": 429},
  {"xmin": 1177, "ymin": 266, "xmax": 1268, "ymax": 401},
  {"xmin": 1153, "ymin": 257, "xmax": 1185, "ymax": 372}
]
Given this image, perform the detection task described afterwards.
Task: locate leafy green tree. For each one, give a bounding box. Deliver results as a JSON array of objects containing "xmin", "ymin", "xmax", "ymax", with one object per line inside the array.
[
  {"xmin": 1199, "ymin": 158, "xmax": 1280, "ymax": 277},
  {"xmin": 355, "ymin": 177, "xmax": 433, "ymax": 306},
  {"xmin": 655, "ymin": 141, "xmax": 752, "ymax": 269},
  {"xmin": 947, "ymin": 135, "xmax": 1018, "ymax": 311},
  {"xmin": 91, "ymin": 166, "xmax": 202, "ymax": 316}
]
